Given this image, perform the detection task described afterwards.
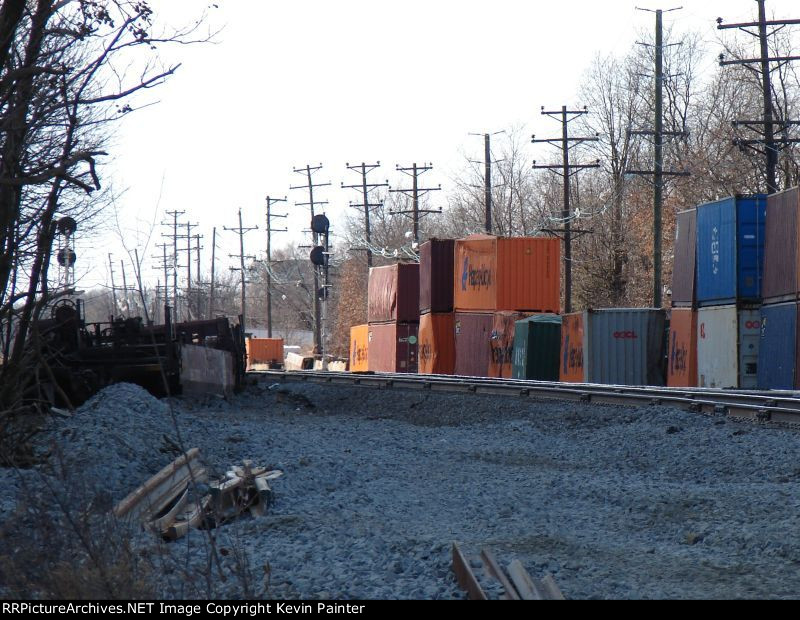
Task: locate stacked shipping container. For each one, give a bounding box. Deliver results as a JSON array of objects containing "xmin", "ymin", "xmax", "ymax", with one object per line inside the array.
[
  {"xmin": 453, "ymin": 235, "xmax": 560, "ymax": 376},
  {"xmin": 418, "ymin": 240, "xmax": 456, "ymax": 376},
  {"xmin": 694, "ymin": 195, "xmax": 766, "ymax": 388},
  {"xmin": 365, "ymin": 264, "xmax": 420, "ymax": 373},
  {"xmin": 668, "ymin": 209, "xmax": 698, "ymax": 387},
  {"xmin": 758, "ymin": 187, "xmax": 800, "ymax": 389}
]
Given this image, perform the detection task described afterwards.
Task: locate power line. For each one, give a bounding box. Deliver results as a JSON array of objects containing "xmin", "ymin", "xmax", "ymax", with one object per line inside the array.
[
  {"xmin": 265, "ymin": 195, "xmax": 288, "ymax": 338},
  {"xmin": 532, "ymin": 106, "xmax": 600, "ymax": 314},
  {"xmin": 342, "ymin": 162, "xmax": 388, "ymax": 268},
  {"xmin": 224, "ymin": 209, "xmax": 258, "ymax": 335}
]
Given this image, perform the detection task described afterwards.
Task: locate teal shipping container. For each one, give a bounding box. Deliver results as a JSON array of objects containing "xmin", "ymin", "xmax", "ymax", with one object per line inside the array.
[{"xmin": 512, "ymin": 315, "xmax": 562, "ymax": 381}]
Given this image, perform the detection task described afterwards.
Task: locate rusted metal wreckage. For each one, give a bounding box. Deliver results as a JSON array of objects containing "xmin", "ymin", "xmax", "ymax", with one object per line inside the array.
[{"xmin": 34, "ymin": 301, "xmax": 246, "ymax": 405}]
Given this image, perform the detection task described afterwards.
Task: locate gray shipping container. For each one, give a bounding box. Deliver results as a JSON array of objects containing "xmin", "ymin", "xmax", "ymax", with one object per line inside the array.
[
  {"xmin": 697, "ymin": 305, "xmax": 760, "ymax": 389},
  {"xmin": 579, "ymin": 309, "xmax": 667, "ymax": 386}
]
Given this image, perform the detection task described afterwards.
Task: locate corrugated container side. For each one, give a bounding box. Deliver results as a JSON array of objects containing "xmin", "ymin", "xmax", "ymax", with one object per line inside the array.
[
  {"xmin": 512, "ymin": 315, "xmax": 562, "ymax": 381},
  {"xmin": 419, "ymin": 239, "xmax": 455, "ymax": 314},
  {"xmin": 349, "ymin": 325, "xmax": 369, "ymax": 373},
  {"xmin": 587, "ymin": 309, "xmax": 666, "ymax": 386},
  {"xmin": 454, "ymin": 312, "xmax": 493, "ymax": 377},
  {"xmin": 418, "ymin": 313, "xmax": 455, "ymax": 375},
  {"xmin": 560, "ymin": 313, "xmax": 587, "ymax": 383},
  {"xmin": 667, "ymin": 309, "xmax": 697, "ymax": 387},
  {"xmin": 496, "ymin": 238, "xmax": 561, "ymax": 313},
  {"xmin": 671, "ymin": 209, "xmax": 696, "ymax": 306},
  {"xmin": 696, "ymin": 195, "xmax": 766, "ymax": 306},
  {"xmin": 697, "ymin": 305, "xmax": 737, "ymax": 388},
  {"xmin": 367, "ymin": 323, "xmax": 418, "ymax": 373},
  {"xmin": 367, "ymin": 264, "xmax": 420, "ymax": 323},
  {"xmin": 246, "ymin": 338, "xmax": 284, "ymax": 365},
  {"xmin": 453, "ymin": 236, "xmax": 498, "ymax": 312},
  {"xmin": 757, "ymin": 303, "xmax": 798, "ymax": 390},
  {"xmin": 489, "ymin": 311, "xmax": 528, "ymax": 378},
  {"xmin": 762, "ymin": 187, "xmax": 800, "ymax": 302}
]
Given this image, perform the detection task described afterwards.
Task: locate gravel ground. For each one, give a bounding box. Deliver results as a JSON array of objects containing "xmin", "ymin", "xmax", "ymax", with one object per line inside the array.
[{"xmin": 3, "ymin": 379, "xmax": 800, "ymax": 599}]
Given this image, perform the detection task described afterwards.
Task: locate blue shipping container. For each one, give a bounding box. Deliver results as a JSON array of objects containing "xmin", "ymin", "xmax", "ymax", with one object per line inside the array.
[
  {"xmin": 696, "ymin": 195, "xmax": 767, "ymax": 306},
  {"xmin": 757, "ymin": 302, "xmax": 798, "ymax": 390}
]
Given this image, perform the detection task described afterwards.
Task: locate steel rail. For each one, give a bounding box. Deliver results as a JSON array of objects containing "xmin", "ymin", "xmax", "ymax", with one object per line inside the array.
[{"xmin": 251, "ymin": 370, "xmax": 800, "ymax": 425}]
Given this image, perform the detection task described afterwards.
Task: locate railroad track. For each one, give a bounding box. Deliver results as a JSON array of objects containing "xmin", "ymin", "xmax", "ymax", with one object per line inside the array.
[{"xmin": 250, "ymin": 370, "xmax": 800, "ymax": 426}]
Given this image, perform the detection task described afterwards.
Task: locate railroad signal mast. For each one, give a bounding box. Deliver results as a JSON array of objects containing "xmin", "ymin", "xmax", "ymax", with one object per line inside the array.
[
  {"xmin": 389, "ymin": 163, "xmax": 442, "ymax": 246},
  {"xmin": 532, "ymin": 107, "xmax": 600, "ymax": 314},
  {"xmin": 718, "ymin": 0, "xmax": 800, "ymax": 194},
  {"xmin": 309, "ymin": 214, "xmax": 332, "ymax": 371},
  {"xmin": 291, "ymin": 164, "xmax": 331, "ymax": 355}
]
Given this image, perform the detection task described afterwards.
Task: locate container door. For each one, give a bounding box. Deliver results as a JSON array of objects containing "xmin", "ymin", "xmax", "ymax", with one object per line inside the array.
[
  {"xmin": 397, "ymin": 324, "xmax": 419, "ymax": 374},
  {"xmin": 697, "ymin": 306, "xmax": 738, "ymax": 388},
  {"xmin": 757, "ymin": 304, "xmax": 797, "ymax": 390},
  {"xmin": 738, "ymin": 309, "xmax": 761, "ymax": 389},
  {"xmin": 736, "ymin": 196, "xmax": 767, "ymax": 301}
]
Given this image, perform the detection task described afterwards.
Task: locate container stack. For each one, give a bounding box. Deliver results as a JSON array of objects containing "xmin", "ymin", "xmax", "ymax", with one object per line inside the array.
[
  {"xmin": 667, "ymin": 208, "xmax": 698, "ymax": 387},
  {"xmin": 758, "ymin": 187, "xmax": 800, "ymax": 389},
  {"xmin": 694, "ymin": 195, "xmax": 766, "ymax": 389},
  {"xmin": 366, "ymin": 263, "xmax": 420, "ymax": 373},
  {"xmin": 418, "ymin": 239, "xmax": 456, "ymax": 375},
  {"xmin": 453, "ymin": 235, "xmax": 560, "ymax": 377},
  {"xmin": 559, "ymin": 309, "xmax": 667, "ymax": 386},
  {"xmin": 245, "ymin": 338, "xmax": 284, "ymax": 370}
]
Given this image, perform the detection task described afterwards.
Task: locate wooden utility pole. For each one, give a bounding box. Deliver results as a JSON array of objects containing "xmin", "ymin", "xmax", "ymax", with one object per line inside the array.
[
  {"xmin": 533, "ymin": 107, "xmax": 599, "ymax": 314},
  {"xmin": 718, "ymin": 0, "xmax": 800, "ymax": 194},
  {"xmin": 108, "ymin": 253, "xmax": 119, "ymax": 318},
  {"xmin": 389, "ymin": 163, "xmax": 442, "ymax": 245},
  {"xmin": 224, "ymin": 210, "xmax": 258, "ymax": 335},
  {"xmin": 342, "ymin": 162, "xmax": 388, "ymax": 267},
  {"xmin": 209, "ymin": 227, "xmax": 216, "ymax": 319},
  {"xmin": 265, "ymin": 196, "xmax": 288, "ymax": 338}
]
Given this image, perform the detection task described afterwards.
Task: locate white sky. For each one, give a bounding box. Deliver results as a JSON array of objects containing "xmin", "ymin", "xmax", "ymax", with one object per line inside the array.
[{"xmin": 77, "ymin": 0, "xmax": 800, "ymax": 289}]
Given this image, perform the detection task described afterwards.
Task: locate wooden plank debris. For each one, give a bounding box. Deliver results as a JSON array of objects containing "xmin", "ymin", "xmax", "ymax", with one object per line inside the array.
[
  {"xmin": 480, "ymin": 548, "xmax": 520, "ymax": 600},
  {"xmin": 451, "ymin": 542, "xmax": 488, "ymax": 600}
]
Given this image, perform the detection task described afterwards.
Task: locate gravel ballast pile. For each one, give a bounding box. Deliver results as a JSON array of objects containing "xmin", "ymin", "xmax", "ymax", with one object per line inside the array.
[{"xmin": 3, "ymin": 378, "xmax": 800, "ymax": 599}]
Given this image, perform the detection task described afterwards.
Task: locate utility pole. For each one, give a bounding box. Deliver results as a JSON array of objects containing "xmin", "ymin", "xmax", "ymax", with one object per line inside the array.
[
  {"xmin": 153, "ymin": 243, "xmax": 171, "ymax": 317},
  {"xmin": 162, "ymin": 210, "xmax": 185, "ymax": 321},
  {"xmin": 389, "ymin": 163, "xmax": 442, "ymax": 245},
  {"xmin": 265, "ymin": 196, "xmax": 288, "ymax": 338},
  {"xmin": 108, "ymin": 253, "xmax": 119, "ymax": 318},
  {"xmin": 532, "ymin": 107, "xmax": 600, "ymax": 314},
  {"xmin": 469, "ymin": 133, "xmax": 504, "ymax": 234},
  {"xmin": 718, "ymin": 1, "xmax": 800, "ymax": 194},
  {"xmin": 224, "ymin": 209, "xmax": 258, "ymax": 336},
  {"xmin": 342, "ymin": 162, "xmax": 388, "ymax": 268},
  {"xmin": 628, "ymin": 7, "xmax": 689, "ymax": 308},
  {"xmin": 194, "ymin": 234, "xmax": 203, "ymax": 285},
  {"xmin": 290, "ymin": 164, "xmax": 330, "ymax": 355},
  {"xmin": 209, "ymin": 227, "xmax": 217, "ymax": 320},
  {"xmin": 174, "ymin": 221, "xmax": 198, "ymax": 320}
]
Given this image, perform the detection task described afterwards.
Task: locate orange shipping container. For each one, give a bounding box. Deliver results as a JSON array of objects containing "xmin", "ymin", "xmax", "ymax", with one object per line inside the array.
[
  {"xmin": 667, "ymin": 308, "xmax": 698, "ymax": 387},
  {"xmin": 453, "ymin": 235, "xmax": 560, "ymax": 313},
  {"xmin": 419, "ymin": 313, "xmax": 455, "ymax": 375},
  {"xmin": 349, "ymin": 325, "xmax": 369, "ymax": 373},
  {"xmin": 559, "ymin": 313, "xmax": 585, "ymax": 383},
  {"xmin": 246, "ymin": 338, "xmax": 284, "ymax": 368},
  {"xmin": 489, "ymin": 311, "xmax": 529, "ymax": 378}
]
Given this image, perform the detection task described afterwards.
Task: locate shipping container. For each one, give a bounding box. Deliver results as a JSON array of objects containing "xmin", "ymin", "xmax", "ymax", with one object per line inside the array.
[
  {"xmin": 454, "ymin": 312, "xmax": 493, "ymax": 377},
  {"xmin": 453, "ymin": 235, "xmax": 560, "ymax": 313},
  {"xmin": 696, "ymin": 195, "xmax": 767, "ymax": 306},
  {"xmin": 762, "ymin": 187, "xmax": 800, "ymax": 303},
  {"xmin": 368, "ymin": 323, "xmax": 418, "ymax": 373},
  {"xmin": 757, "ymin": 302, "xmax": 800, "ymax": 390},
  {"xmin": 246, "ymin": 338, "xmax": 284, "ymax": 369},
  {"xmin": 512, "ymin": 315, "xmax": 562, "ymax": 381},
  {"xmin": 489, "ymin": 311, "xmax": 528, "ymax": 378},
  {"xmin": 671, "ymin": 209, "xmax": 697, "ymax": 307},
  {"xmin": 667, "ymin": 308, "xmax": 697, "ymax": 387},
  {"xmin": 367, "ymin": 263, "xmax": 420, "ymax": 324},
  {"xmin": 418, "ymin": 313, "xmax": 455, "ymax": 375},
  {"xmin": 560, "ymin": 309, "xmax": 667, "ymax": 386},
  {"xmin": 349, "ymin": 324, "xmax": 369, "ymax": 373},
  {"xmin": 419, "ymin": 239, "xmax": 455, "ymax": 314},
  {"xmin": 697, "ymin": 305, "xmax": 760, "ymax": 389}
]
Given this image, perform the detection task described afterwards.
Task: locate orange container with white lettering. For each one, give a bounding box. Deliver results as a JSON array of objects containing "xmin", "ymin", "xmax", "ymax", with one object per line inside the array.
[
  {"xmin": 667, "ymin": 308, "xmax": 698, "ymax": 387},
  {"xmin": 453, "ymin": 235, "xmax": 560, "ymax": 313},
  {"xmin": 349, "ymin": 324, "xmax": 369, "ymax": 373}
]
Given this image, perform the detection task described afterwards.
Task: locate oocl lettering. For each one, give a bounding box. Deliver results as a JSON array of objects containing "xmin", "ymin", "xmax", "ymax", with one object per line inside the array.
[{"xmin": 613, "ymin": 331, "xmax": 638, "ymax": 340}]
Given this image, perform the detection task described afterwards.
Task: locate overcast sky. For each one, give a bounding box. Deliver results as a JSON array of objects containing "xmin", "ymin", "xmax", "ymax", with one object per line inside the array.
[{"xmin": 78, "ymin": 0, "xmax": 799, "ymax": 289}]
